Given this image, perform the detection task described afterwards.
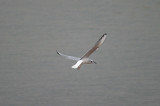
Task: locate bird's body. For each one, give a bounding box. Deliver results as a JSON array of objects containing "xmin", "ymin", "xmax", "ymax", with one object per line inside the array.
[{"xmin": 57, "ymin": 33, "xmax": 107, "ymax": 70}]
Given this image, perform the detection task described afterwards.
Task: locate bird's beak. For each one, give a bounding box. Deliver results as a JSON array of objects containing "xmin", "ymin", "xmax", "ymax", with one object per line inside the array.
[{"xmin": 93, "ymin": 61, "xmax": 97, "ymax": 64}]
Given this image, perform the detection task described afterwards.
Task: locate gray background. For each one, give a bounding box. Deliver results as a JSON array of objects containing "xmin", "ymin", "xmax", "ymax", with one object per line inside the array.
[{"xmin": 0, "ymin": 0, "xmax": 160, "ymax": 106}]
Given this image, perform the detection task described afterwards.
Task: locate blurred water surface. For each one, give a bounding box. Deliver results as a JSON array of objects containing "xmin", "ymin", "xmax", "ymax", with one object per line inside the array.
[{"xmin": 0, "ymin": 0, "xmax": 160, "ymax": 106}]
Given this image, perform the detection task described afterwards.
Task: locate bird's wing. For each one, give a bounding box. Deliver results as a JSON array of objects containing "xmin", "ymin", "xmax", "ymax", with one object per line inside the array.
[
  {"xmin": 56, "ymin": 51, "xmax": 80, "ymax": 61},
  {"xmin": 81, "ymin": 33, "xmax": 107, "ymax": 59}
]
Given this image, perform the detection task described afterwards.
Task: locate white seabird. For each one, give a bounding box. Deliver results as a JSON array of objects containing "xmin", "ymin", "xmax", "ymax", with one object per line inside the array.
[{"xmin": 57, "ymin": 33, "xmax": 107, "ymax": 70}]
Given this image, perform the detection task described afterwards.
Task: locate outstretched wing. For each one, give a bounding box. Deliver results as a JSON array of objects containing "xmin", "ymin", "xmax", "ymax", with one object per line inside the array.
[
  {"xmin": 56, "ymin": 51, "xmax": 80, "ymax": 61},
  {"xmin": 81, "ymin": 33, "xmax": 107, "ymax": 59}
]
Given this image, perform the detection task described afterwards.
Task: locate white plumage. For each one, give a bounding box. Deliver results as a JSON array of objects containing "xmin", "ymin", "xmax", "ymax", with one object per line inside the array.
[{"xmin": 57, "ymin": 33, "xmax": 107, "ymax": 70}]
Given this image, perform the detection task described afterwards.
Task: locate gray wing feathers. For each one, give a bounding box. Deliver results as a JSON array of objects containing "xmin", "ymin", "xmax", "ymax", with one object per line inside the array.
[
  {"xmin": 56, "ymin": 51, "xmax": 80, "ymax": 61},
  {"xmin": 81, "ymin": 33, "xmax": 107, "ymax": 59}
]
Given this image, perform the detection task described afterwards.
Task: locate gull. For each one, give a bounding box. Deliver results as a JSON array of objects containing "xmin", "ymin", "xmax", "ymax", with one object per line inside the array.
[{"xmin": 57, "ymin": 33, "xmax": 107, "ymax": 70}]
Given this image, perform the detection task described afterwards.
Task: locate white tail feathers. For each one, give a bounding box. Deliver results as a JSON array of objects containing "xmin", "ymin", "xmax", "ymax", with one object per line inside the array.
[{"xmin": 72, "ymin": 60, "xmax": 83, "ymax": 70}]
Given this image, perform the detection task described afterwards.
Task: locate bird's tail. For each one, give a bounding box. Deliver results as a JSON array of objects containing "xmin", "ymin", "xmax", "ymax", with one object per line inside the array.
[{"xmin": 72, "ymin": 60, "xmax": 83, "ymax": 70}]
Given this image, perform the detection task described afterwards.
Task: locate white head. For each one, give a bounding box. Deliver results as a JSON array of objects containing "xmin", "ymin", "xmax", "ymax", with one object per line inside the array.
[{"xmin": 89, "ymin": 59, "xmax": 97, "ymax": 64}]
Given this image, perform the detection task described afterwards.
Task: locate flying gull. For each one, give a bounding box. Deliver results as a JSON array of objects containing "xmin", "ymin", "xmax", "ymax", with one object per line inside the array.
[{"xmin": 57, "ymin": 33, "xmax": 107, "ymax": 70}]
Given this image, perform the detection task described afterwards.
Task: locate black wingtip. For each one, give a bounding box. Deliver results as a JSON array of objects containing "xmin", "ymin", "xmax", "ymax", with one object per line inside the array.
[
  {"xmin": 56, "ymin": 51, "xmax": 60, "ymax": 55},
  {"xmin": 103, "ymin": 33, "xmax": 107, "ymax": 36}
]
